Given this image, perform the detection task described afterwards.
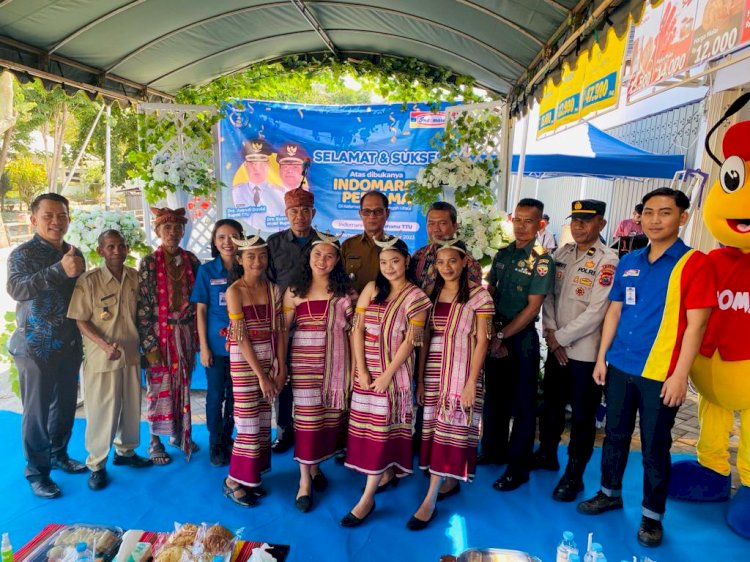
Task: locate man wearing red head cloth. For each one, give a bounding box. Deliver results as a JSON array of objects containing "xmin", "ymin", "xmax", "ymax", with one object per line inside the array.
[{"xmin": 137, "ymin": 207, "xmax": 201, "ymax": 464}]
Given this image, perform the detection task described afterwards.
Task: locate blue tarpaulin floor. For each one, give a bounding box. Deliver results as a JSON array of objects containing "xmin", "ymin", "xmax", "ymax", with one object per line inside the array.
[{"xmin": 1, "ymin": 411, "xmax": 747, "ymax": 561}]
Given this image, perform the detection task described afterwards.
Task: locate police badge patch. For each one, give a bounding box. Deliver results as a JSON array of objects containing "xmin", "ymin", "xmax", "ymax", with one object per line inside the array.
[
  {"xmin": 536, "ymin": 262, "xmax": 549, "ymax": 277},
  {"xmin": 599, "ymin": 263, "xmax": 616, "ymax": 287}
]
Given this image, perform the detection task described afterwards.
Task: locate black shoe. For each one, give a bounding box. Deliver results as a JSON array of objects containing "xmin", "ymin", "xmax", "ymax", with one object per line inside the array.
[
  {"xmin": 552, "ymin": 476, "xmax": 584, "ymax": 502},
  {"xmin": 334, "ymin": 451, "xmax": 346, "ymax": 465},
  {"xmin": 222, "ymin": 479, "xmax": 258, "ymax": 507},
  {"xmin": 113, "ymin": 453, "xmax": 153, "ymax": 468},
  {"xmin": 577, "ymin": 491, "xmax": 623, "ymax": 515},
  {"xmin": 340, "ymin": 502, "xmax": 376, "ymax": 528},
  {"xmin": 374, "ymin": 473, "xmax": 399, "ymax": 494},
  {"xmin": 637, "ymin": 516, "xmax": 664, "ymax": 547},
  {"xmin": 209, "ymin": 445, "xmax": 226, "ymax": 467},
  {"xmin": 492, "ymin": 471, "xmax": 529, "ymax": 492},
  {"xmin": 311, "ymin": 471, "xmax": 329, "ymax": 493},
  {"xmin": 437, "ymin": 481, "xmax": 461, "ymax": 502},
  {"xmin": 271, "ymin": 431, "xmax": 294, "ymax": 454},
  {"xmin": 531, "ymin": 449, "xmax": 560, "ymax": 471},
  {"xmin": 88, "ymin": 469, "xmax": 108, "ymax": 491},
  {"xmin": 30, "ymin": 477, "xmax": 61, "ymax": 499},
  {"xmin": 406, "ymin": 508, "xmax": 438, "ymax": 531},
  {"xmin": 295, "ymin": 491, "xmax": 313, "ymax": 513},
  {"xmin": 51, "ymin": 456, "xmax": 87, "ymax": 474},
  {"xmin": 247, "ymin": 485, "xmax": 267, "ymax": 498}
]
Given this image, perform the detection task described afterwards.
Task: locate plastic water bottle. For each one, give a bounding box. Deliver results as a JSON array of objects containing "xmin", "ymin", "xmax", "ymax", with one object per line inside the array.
[
  {"xmin": 75, "ymin": 543, "xmax": 92, "ymax": 562},
  {"xmin": 556, "ymin": 531, "xmax": 578, "ymax": 562},
  {"xmin": 583, "ymin": 543, "xmax": 606, "ymax": 562},
  {"xmin": 1, "ymin": 533, "xmax": 13, "ymax": 562}
]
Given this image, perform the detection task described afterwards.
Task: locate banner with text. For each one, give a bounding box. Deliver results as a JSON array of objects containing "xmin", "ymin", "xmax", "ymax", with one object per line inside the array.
[
  {"xmin": 218, "ymin": 100, "xmax": 446, "ymax": 253},
  {"xmin": 581, "ymin": 27, "xmax": 627, "ymax": 117},
  {"xmin": 628, "ymin": 0, "xmax": 750, "ymax": 99}
]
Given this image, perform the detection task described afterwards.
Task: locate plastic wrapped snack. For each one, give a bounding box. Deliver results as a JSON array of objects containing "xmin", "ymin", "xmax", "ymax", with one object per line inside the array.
[
  {"xmin": 198, "ymin": 525, "xmax": 234, "ymax": 556},
  {"xmin": 36, "ymin": 525, "xmax": 123, "ymax": 562},
  {"xmin": 168, "ymin": 524, "xmax": 199, "ymax": 549},
  {"xmin": 154, "ymin": 546, "xmax": 188, "ymax": 562}
]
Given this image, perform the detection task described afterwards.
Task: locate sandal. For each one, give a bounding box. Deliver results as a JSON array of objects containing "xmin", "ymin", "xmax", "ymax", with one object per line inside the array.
[
  {"xmin": 147, "ymin": 443, "xmax": 172, "ymax": 466},
  {"xmin": 168, "ymin": 438, "xmax": 200, "ymax": 453},
  {"xmin": 223, "ymin": 479, "xmax": 257, "ymax": 507}
]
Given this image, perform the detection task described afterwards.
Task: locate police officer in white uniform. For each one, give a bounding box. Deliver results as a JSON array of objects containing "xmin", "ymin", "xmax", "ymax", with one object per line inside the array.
[{"xmin": 534, "ymin": 199, "xmax": 619, "ymax": 501}]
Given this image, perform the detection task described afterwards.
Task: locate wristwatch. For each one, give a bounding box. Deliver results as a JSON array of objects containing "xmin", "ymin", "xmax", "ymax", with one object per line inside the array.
[{"xmin": 496, "ymin": 331, "xmax": 505, "ymax": 341}]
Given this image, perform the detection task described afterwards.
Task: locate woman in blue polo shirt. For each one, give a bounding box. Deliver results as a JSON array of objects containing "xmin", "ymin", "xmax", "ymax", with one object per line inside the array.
[{"xmin": 191, "ymin": 219, "xmax": 244, "ymax": 466}]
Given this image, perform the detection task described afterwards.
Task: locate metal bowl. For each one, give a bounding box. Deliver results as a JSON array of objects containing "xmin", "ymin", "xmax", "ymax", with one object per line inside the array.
[{"xmin": 456, "ymin": 548, "xmax": 542, "ymax": 562}]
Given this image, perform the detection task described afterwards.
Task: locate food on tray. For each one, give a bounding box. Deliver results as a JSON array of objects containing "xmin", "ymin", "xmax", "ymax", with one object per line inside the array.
[
  {"xmin": 199, "ymin": 526, "xmax": 233, "ymax": 555},
  {"xmin": 169, "ymin": 525, "xmax": 198, "ymax": 548},
  {"xmin": 155, "ymin": 546, "xmax": 187, "ymax": 562},
  {"xmin": 50, "ymin": 527, "xmax": 120, "ymax": 556}
]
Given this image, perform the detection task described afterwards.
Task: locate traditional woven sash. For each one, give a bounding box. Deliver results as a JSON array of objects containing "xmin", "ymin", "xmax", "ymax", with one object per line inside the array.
[
  {"xmin": 320, "ymin": 296, "xmax": 353, "ymax": 410},
  {"xmin": 437, "ymin": 286, "xmax": 492, "ymax": 425}
]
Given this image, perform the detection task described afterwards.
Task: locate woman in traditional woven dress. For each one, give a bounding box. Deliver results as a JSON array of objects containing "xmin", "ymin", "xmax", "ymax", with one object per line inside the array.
[
  {"xmin": 340, "ymin": 236, "xmax": 431, "ymax": 527},
  {"xmin": 283, "ymin": 232, "xmax": 353, "ymax": 512},
  {"xmin": 407, "ymin": 239, "xmax": 494, "ymax": 530},
  {"xmin": 222, "ymin": 233, "xmax": 286, "ymax": 507}
]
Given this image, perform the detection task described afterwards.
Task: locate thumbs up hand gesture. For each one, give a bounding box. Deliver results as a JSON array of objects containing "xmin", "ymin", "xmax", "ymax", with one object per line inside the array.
[{"xmin": 61, "ymin": 245, "xmax": 85, "ymax": 278}]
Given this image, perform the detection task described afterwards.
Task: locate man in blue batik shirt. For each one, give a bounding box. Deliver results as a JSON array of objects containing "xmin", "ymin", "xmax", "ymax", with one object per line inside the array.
[{"xmin": 7, "ymin": 193, "xmax": 88, "ymax": 498}]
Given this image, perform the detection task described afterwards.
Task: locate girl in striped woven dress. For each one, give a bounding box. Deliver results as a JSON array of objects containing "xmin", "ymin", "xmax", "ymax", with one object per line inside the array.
[
  {"xmin": 283, "ymin": 233, "xmax": 353, "ymax": 513},
  {"xmin": 340, "ymin": 236, "xmax": 431, "ymax": 527},
  {"xmin": 407, "ymin": 239, "xmax": 494, "ymax": 530},
  {"xmin": 222, "ymin": 233, "xmax": 286, "ymax": 507}
]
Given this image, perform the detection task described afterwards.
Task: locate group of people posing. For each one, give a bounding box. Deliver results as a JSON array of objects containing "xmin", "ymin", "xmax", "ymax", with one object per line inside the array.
[{"xmin": 9, "ymin": 185, "xmax": 715, "ymax": 547}]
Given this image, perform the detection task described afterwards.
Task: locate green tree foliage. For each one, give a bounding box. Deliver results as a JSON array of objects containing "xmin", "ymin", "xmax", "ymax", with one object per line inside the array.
[
  {"xmin": 6, "ymin": 156, "xmax": 47, "ymax": 209},
  {"xmin": 70, "ymin": 103, "xmax": 138, "ymax": 187},
  {"xmin": 177, "ymin": 55, "xmax": 493, "ymax": 108}
]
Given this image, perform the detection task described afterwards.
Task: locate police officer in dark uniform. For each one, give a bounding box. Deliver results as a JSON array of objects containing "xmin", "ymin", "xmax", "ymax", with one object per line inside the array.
[{"xmin": 482, "ymin": 198, "xmax": 555, "ymax": 492}]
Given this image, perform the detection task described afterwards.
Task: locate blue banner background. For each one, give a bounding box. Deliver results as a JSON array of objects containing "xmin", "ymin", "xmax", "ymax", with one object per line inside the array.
[{"xmin": 218, "ymin": 100, "xmax": 450, "ymax": 252}]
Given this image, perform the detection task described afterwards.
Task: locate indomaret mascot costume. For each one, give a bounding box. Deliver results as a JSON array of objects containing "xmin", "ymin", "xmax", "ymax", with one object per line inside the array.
[{"xmin": 668, "ymin": 93, "xmax": 750, "ymax": 539}]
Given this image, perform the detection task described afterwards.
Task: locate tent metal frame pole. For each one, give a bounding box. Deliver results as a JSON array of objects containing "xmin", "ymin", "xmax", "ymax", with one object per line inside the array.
[
  {"xmin": 105, "ymin": 104, "xmax": 112, "ymax": 209},
  {"xmin": 511, "ymin": 112, "xmax": 530, "ymax": 209},
  {"xmin": 61, "ymin": 102, "xmax": 106, "ymax": 192}
]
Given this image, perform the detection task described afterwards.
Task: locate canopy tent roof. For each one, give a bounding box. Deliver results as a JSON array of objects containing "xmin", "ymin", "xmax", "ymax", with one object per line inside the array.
[
  {"xmin": 0, "ymin": 0, "xmax": 605, "ymax": 103},
  {"xmin": 511, "ymin": 122, "xmax": 685, "ymax": 179}
]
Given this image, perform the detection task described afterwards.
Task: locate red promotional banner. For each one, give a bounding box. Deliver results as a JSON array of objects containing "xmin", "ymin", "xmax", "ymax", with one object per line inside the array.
[
  {"xmin": 651, "ymin": 0, "xmax": 697, "ymax": 83},
  {"xmin": 690, "ymin": 0, "xmax": 746, "ymax": 66},
  {"xmin": 740, "ymin": 0, "xmax": 750, "ymax": 43}
]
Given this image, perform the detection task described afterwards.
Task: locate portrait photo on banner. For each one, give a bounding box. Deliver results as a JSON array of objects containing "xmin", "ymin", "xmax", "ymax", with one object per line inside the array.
[{"xmin": 218, "ymin": 100, "xmax": 445, "ymax": 251}]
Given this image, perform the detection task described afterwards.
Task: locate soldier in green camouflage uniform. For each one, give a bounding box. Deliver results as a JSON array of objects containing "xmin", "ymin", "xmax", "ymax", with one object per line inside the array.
[{"xmin": 482, "ymin": 198, "xmax": 554, "ymax": 493}]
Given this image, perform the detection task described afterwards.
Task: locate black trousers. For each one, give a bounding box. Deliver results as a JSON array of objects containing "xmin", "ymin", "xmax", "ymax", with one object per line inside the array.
[
  {"xmin": 600, "ymin": 365, "xmax": 679, "ymax": 519},
  {"xmin": 17, "ymin": 353, "xmax": 81, "ymax": 482},
  {"xmin": 481, "ymin": 325, "xmax": 540, "ymax": 475},
  {"xmin": 276, "ymin": 375, "xmax": 294, "ymax": 432},
  {"xmin": 538, "ymin": 357, "xmax": 601, "ymax": 468},
  {"xmin": 204, "ymin": 355, "xmax": 234, "ymax": 447}
]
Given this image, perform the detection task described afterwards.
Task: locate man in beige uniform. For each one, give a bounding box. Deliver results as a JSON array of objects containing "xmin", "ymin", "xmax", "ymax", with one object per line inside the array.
[
  {"xmin": 534, "ymin": 200, "xmax": 619, "ymax": 502},
  {"xmin": 341, "ymin": 191, "xmax": 390, "ymax": 294},
  {"xmin": 68, "ymin": 230, "xmax": 152, "ymax": 491}
]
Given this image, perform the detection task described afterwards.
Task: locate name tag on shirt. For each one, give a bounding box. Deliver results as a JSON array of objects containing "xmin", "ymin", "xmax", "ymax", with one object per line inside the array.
[
  {"xmin": 626, "ymin": 286, "xmax": 636, "ymax": 306},
  {"xmin": 211, "ymin": 278, "xmax": 228, "ymax": 285},
  {"xmin": 219, "ymin": 292, "xmax": 227, "ymax": 306}
]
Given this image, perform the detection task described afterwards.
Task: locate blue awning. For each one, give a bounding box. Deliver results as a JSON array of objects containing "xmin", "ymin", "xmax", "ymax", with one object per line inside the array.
[{"xmin": 512, "ymin": 122, "xmax": 685, "ymax": 179}]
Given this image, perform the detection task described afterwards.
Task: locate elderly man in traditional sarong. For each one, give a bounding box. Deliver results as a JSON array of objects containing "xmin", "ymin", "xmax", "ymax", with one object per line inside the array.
[{"xmin": 137, "ymin": 207, "xmax": 200, "ymax": 464}]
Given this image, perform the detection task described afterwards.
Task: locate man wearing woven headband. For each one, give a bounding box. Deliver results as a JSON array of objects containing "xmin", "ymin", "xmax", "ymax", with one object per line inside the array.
[
  {"xmin": 484, "ymin": 198, "xmax": 555, "ymax": 492},
  {"xmin": 232, "ymin": 138, "xmax": 285, "ymax": 232},
  {"xmin": 535, "ymin": 200, "xmax": 618, "ymax": 503},
  {"xmin": 137, "ymin": 207, "xmax": 200, "ymax": 464},
  {"xmin": 267, "ymin": 187, "xmax": 321, "ymax": 454}
]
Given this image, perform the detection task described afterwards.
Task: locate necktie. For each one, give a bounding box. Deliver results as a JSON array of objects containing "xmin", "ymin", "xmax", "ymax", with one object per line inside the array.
[{"xmin": 253, "ymin": 186, "xmax": 261, "ymax": 206}]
